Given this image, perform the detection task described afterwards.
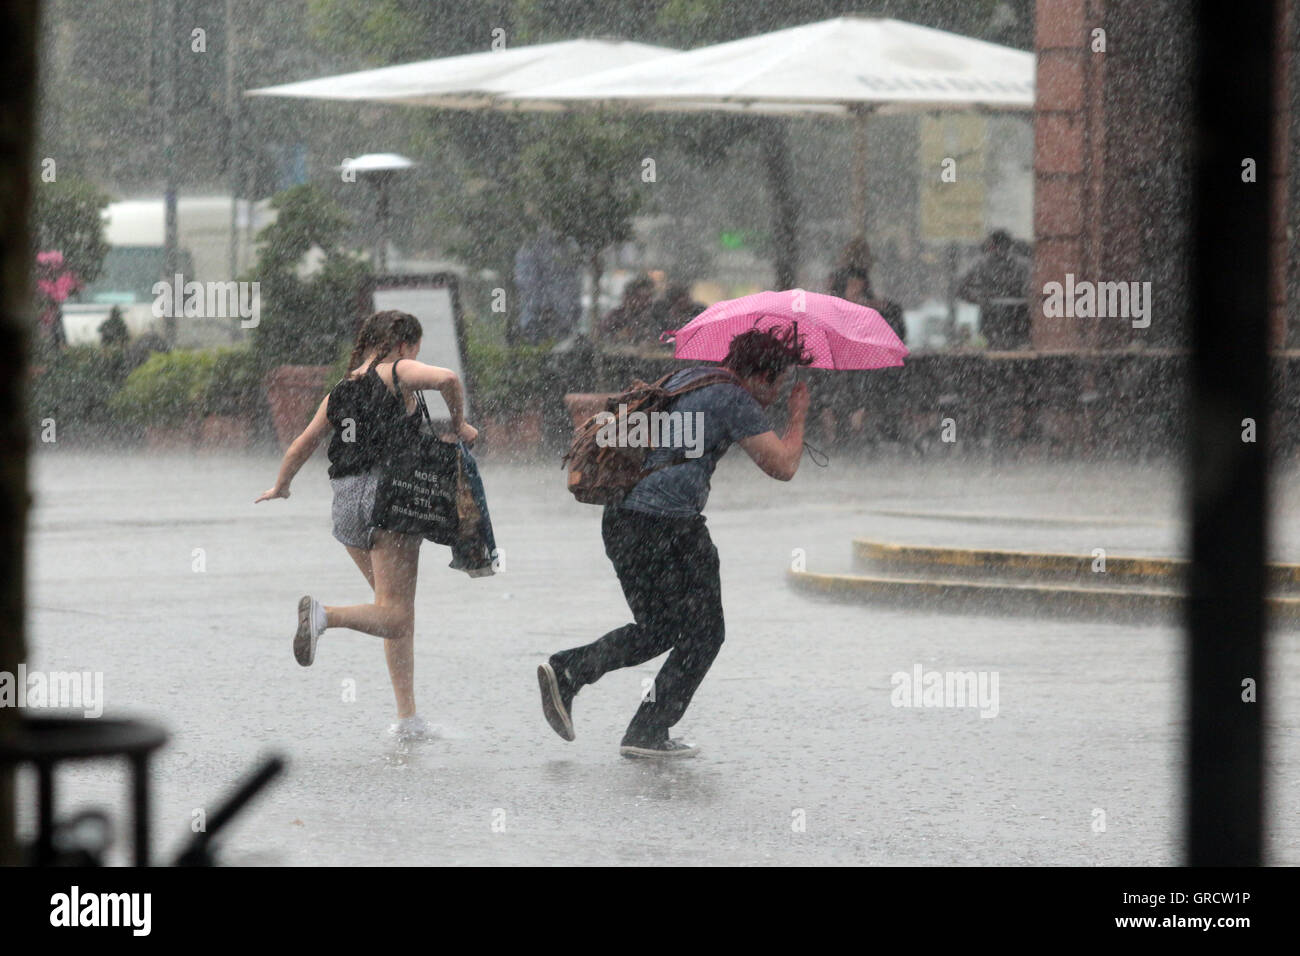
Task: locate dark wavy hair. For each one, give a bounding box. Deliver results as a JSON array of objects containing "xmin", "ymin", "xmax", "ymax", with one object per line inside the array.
[
  {"xmin": 349, "ymin": 310, "xmax": 423, "ymax": 370},
  {"xmin": 829, "ymin": 265, "xmax": 874, "ymax": 300},
  {"xmin": 722, "ymin": 324, "xmax": 813, "ymax": 382}
]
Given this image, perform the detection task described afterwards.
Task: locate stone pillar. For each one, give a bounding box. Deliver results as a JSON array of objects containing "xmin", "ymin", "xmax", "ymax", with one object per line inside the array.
[
  {"xmin": 1035, "ymin": 0, "xmax": 1201, "ymax": 350},
  {"xmin": 1032, "ymin": 0, "xmax": 1103, "ymax": 349}
]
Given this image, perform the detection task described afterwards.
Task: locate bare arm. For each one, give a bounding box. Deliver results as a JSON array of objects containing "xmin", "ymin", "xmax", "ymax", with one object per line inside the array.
[
  {"xmin": 255, "ymin": 396, "xmax": 331, "ymax": 502},
  {"xmin": 390, "ymin": 360, "xmax": 474, "ymax": 439},
  {"xmin": 738, "ymin": 381, "xmax": 809, "ymax": 482}
]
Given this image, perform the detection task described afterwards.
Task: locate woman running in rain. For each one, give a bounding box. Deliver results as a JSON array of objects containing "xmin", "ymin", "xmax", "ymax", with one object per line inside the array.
[{"xmin": 255, "ymin": 310, "xmax": 477, "ymax": 739}]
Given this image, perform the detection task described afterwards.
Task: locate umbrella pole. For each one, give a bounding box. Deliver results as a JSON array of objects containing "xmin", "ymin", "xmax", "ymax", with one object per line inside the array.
[{"xmin": 850, "ymin": 105, "xmax": 874, "ymax": 237}]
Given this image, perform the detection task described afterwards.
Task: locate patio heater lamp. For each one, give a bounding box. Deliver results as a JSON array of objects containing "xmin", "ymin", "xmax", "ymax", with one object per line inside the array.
[{"xmin": 336, "ymin": 153, "xmax": 417, "ymax": 274}]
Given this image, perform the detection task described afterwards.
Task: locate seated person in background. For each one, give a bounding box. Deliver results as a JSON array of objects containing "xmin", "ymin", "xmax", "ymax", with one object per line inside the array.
[
  {"xmin": 597, "ymin": 274, "xmax": 657, "ymax": 346},
  {"xmin": 956, "ymin": 229, "xmax": 1031, "ymax": 350},
  {"xmin": 651, "ymin": 282, "xmax": 707, "ymax": 333},
  {"xmin": 822, "ymin": 237, "xmax": 907, "ymax": 446},
  {"xmin": 829, "ymin": 237, "xmax": 907, "ymax": 342}
]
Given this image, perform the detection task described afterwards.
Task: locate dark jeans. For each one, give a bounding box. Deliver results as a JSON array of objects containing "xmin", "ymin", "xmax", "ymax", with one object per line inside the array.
[{"xmin": 552, "ymin": 505, "xmax": 725, "ymax": 744}]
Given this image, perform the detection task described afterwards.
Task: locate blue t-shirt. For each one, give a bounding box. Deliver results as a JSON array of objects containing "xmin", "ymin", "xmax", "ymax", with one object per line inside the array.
[{"xmin": 619, "ymin": 367, "xmax": 773, "ymax": 517}]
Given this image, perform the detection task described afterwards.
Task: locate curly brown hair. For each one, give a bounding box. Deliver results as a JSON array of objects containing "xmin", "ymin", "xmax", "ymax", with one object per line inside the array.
[{"xmin": 722, "ymin": 324, "xmax": 814, "ymax": 382}]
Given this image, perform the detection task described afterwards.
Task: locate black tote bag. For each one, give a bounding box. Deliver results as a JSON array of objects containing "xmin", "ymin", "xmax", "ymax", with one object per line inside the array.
[{"xmin": 371, "ymin": 387, "xmax": 461, "ymax": 542}]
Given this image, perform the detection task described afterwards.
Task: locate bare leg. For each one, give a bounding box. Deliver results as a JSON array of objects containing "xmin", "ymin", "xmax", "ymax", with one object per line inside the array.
[
  {"xmin": 325, "ymin": 532, "xmax": 417, "ymax": 638},
  {"xmin": 340, "ymin": 544, "xmax": 415, "ymax": 717},
  {"xmin": 376, "ymin": 534, "xmax": 418, "ymax": 719},
  {"xmin": 327, "ymin": 531, "xmax": 421, "ymax": 717},
  {"xmin": 343, "ymin": 544, "xmax": 375, "ymax": 590}
]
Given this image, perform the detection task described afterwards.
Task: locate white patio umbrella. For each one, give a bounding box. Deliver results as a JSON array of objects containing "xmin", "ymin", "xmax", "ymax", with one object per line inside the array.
[
  {"xmin": 246, "ymin": 36, "xmax": 838, "ymax": 115},
  {"xmin": 248, "ymin": 40, "xmax": 689, "ymax": 317},
  {"xmin": 505, "ymin": 16, "xmax": 1035, "ymax": 224},
  {"xmin": 245, "ymin": 36, "xmax": 839, "ymax": 319},
  {"xmin": 246, "ymin": 38, "xmax": 678, "ymax": 108}
]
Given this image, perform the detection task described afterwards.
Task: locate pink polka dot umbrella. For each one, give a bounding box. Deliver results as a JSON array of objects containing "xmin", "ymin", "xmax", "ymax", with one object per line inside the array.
[{"xmin": 660, "ymin": 289, "xmax": 908, "ymax": 370}]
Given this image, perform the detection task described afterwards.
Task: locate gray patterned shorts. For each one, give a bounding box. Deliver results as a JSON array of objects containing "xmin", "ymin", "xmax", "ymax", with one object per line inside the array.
[{"xmin": 330, "ymin": 470, "xmax": 380, "ymax": 550}]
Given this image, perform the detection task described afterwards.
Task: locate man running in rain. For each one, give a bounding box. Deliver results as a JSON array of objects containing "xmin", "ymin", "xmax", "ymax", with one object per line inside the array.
[{"xmin": 538, "ymin": 326, "xmax": 813, "ymax": 757}]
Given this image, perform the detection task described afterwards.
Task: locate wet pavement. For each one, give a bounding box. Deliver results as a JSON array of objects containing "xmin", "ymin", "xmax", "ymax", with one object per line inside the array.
[{"xmin": 17, "ymin": 448, "xmax": 1300, "ymax": 865}]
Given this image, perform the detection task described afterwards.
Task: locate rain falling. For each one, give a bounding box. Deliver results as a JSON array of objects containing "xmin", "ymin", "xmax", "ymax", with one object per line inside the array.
[{"xmin": 0, "ymin": 0, "xmax": 1293, "ymax": 917}]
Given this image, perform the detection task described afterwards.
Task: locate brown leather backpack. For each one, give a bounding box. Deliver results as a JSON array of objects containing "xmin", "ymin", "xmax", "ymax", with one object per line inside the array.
[{"xmin": 562, "ymin": 368, "xmax": 740, "ymax": 505}]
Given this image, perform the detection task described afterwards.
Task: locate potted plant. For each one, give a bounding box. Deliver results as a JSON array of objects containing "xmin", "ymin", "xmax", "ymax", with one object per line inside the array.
[
  {"xmin": 199, "ymin": 347, "xmax": 263, "ymax": 450},
  {"xmin": 466, "ymin": 335, "xmax": 549, "ymax": 457},
  {"xmin": 29, "ymin": 343, "xmax": 132, "ymax": 446},
  {"xmin": 109, "ymin": 350, "xmax": 216, "ymax": 449}
]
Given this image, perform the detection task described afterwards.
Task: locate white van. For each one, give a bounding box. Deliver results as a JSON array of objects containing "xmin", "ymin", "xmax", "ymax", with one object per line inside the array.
[{"xmin": 63, "ymin": 196, "xmax": 274, "ymax": 347}]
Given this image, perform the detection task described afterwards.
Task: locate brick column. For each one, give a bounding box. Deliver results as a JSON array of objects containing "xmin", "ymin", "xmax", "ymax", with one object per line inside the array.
[{"xmin": 1032, "ymin": 0, "xmax": 1102, "ymax": 349}]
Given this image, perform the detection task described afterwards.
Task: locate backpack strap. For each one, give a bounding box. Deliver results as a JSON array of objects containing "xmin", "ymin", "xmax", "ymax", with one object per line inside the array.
[
  {"xmin": 619, "ymin": 368, "xmax": 736, "ymax": 399},
  {"xmin": 391, "ymin": 358, "xmax": 416, "ymax": 403},
  {"xmin": 636, "ymin": 368, "xmax": 743, "ymax": 477},
  {"xmin": 390, "ymin": 358, "xmax": 430, "ymax": 422},
  {"xmin": 662, "ymin": 367, "xmax": 740, "ymax": 398}
]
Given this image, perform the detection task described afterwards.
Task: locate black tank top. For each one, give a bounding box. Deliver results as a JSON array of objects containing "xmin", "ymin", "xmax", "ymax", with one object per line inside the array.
[{"xmin": 325, "ymin": 362, "xmax": 416, "ymax": 478}]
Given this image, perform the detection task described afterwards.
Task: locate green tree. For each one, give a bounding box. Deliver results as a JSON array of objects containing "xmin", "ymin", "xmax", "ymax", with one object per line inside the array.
[
  {"xmin": 30, "ymin": 175, "xmax": 111, "ymax": 284},
  {"xmin": 255, "ymin": 183, "xmax": 351, "ymax": 273},
  {"xmin": 516, "ymin": 114, "xmax": 646, "ymax": 330},
  {"xmin": 250, "ymin": 185, "xmax": 371, "ymax": 367},
  {"xmin": 306, "ymin": 0, "xmax": 516, "ymax": 62},
  {"xmin": 304, "ymin": 0, "xmax": 528, "ymax": 282}
]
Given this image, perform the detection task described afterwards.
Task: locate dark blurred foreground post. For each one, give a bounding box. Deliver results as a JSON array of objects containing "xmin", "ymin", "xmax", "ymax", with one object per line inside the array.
[
  {"xmin": 1186, "ymin": 0, "xmax": 1274, "ymax": 864},
  {"xmin": 0, "ymin": 0, "xmax": 39, "ymax": 867}
]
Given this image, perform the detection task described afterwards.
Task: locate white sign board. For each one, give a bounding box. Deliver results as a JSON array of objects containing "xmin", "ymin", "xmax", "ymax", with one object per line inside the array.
[{"xmin": 371, "ymin": 277, "xmax": 468, "ymax": 420}]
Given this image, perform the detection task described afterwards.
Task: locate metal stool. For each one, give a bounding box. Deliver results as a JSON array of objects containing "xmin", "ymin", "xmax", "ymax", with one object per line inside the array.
[{"xmin": 0, "ymin": 715, "xmax": 168, "ymax": 865}]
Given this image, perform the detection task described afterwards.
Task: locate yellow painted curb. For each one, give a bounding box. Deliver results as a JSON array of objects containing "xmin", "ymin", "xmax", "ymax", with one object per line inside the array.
[
  {"xmin": 864, "ymin": 508, "xmax": 1169, "ymax": 528},
  {"xmin": 787, "ymin": 568, "xmax": 1300, "ymax": 623},
  {"xmin": 853, "ymin": 539, "xmax": 1300, "ymax": 588},
  {"xmin": 790, "ymin": 568, "xmax": 1180, "ymax": 612}
]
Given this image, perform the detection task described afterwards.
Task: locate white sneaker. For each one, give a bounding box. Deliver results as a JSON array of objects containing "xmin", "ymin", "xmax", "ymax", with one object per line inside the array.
[
  {"xmin": 294, "ymin": 596, "xmax": 325, "ymax": 666},
  {"xmin": 387, "ymin": 715, "xmax": 437, "ymax": 741}
]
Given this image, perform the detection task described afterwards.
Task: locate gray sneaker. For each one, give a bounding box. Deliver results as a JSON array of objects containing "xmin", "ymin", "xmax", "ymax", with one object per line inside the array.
[
  {"xmin": 619, "ymin": 738, "xmax": 698, "ymax": 759},
  {"xmin": 294, "ymin": 595, "xmax": 323, "ymax": 667},
  {"xmin": 537, "ymin": 661, "xmax": 576, "ymax": 741}
]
